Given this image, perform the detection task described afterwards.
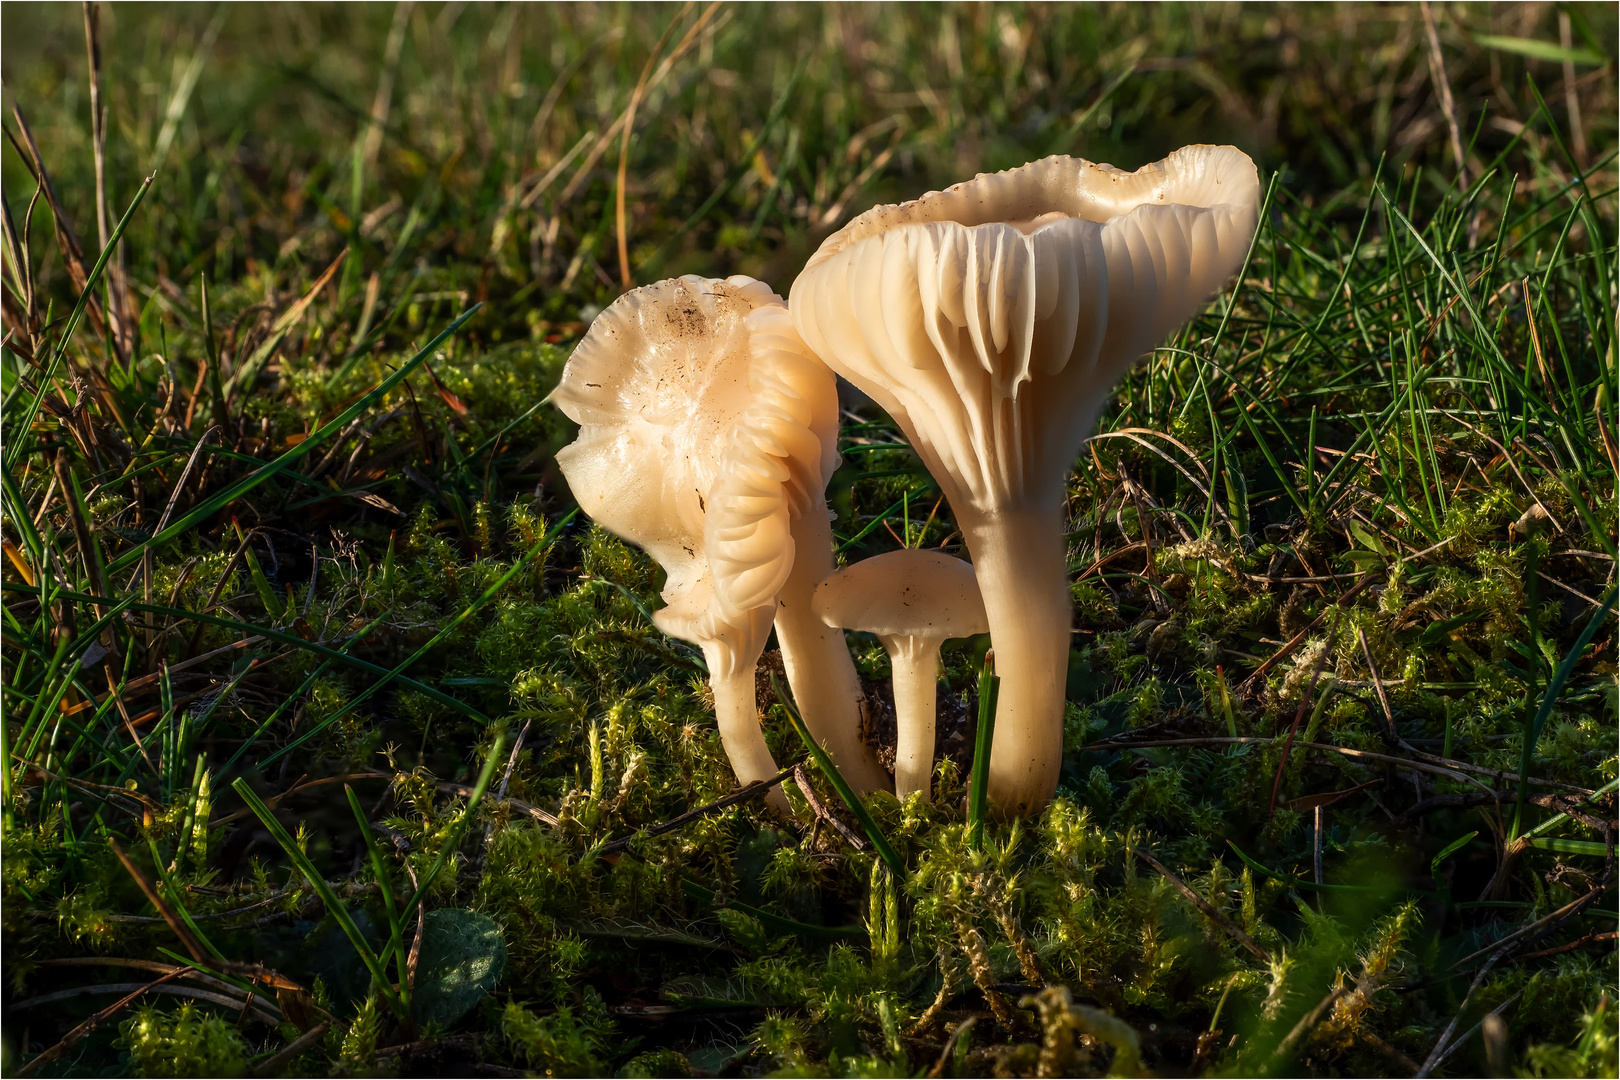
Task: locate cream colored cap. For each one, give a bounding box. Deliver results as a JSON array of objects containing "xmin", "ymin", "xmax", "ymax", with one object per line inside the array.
[{"xmin": 812, "ymin": 548, "xmax": 989, "ymax": 640}]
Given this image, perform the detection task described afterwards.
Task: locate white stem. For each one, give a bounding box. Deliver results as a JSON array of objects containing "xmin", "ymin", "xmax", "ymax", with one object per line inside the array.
[
  {"xmin": 960, "ymin": 504, "xmax": 1071, "ymax": 817},
  {"xmin": 702, "ymin": 643, "xmax": 790, "ymax": 818},
  {"xmin": 774, "ymin": 504, "xmax": 892, "ymax": 794},
  {"xmin": 886, "ymin": 636, "xmax": 942, "ymax": 802}
]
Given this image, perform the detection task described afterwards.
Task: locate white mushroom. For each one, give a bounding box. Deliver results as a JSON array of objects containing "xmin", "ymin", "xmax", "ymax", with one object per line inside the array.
[
  {"xmin": 551, "ymin": 274, "xmax": 885, "ymax": 812},
  {"xmin": 705, "ymin": 304, "xmax": 891, "ymax": 795},
  {"xmin": 552, "ymin": 274, "xmax": 791, "ymax": 813},
  {"xmin": 789, "ymin": 146, "xmax": 1260, "ymax": 815},
  {"xmin": 813, "ymin": 549, "xmax": 988, "ymax": 802}
]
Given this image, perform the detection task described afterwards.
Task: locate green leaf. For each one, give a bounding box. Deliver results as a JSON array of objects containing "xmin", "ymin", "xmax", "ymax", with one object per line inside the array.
[
  {"xmin": 1473, "ymin": 33, "xmax": 1607, "ymax": 66},
  {"xmin": 1431, "ymin": 831, "xmax": 1478, "ymax": 874},
  {"xmin": 1529, "ymin": 837, "xmax": 1612, "ymax": 857},
  {"xmin": 413, "ymin": 908, "xmax": 507, "ymax": 1028},
  {"xmin": 1348, "ymin": 519, "xmax": 1388, "ymax": 556}
]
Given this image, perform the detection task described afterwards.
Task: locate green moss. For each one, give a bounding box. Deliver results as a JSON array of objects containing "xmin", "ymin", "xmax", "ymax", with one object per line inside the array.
[{"xmin": 117, "ymin": 1002, "xmax": 251, "ymax": 1078}]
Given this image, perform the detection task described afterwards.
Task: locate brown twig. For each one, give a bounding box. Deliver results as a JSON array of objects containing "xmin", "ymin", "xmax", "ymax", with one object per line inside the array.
[
  {"xmin": 15, "ymin": 968, "xmax": 187, "ymax": 1077},
  {"xmin": 1357, "ymin": 627, "xmax": 1396, "ymax": 744},
  {"xmin": 249, "ymin": 1022, "xmax": 331, "ymax": 1079},
  {"xmin": 1508, "ymin": 930, "xmax": 1617, "ymax": 964},
  {"xmin": 599, "ymin": 765, "xmax": 797, "ymax": 854},
  {"xmin": 108, "ymin": 837, "xmax": 211, "ymax": 961},
  {"xmin": 1136, "ymin": 847, "xmax": 1270, "ymax": 961},
  {"xmin": 793, "ymin": 763, "xmax": 867, "ymax": 850},
  {"xmin": 1449, "ymin": 885, "xmax": 1611, "ymax": 970}
]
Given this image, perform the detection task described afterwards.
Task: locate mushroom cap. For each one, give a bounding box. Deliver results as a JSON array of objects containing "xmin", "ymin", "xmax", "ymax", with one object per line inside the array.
[
  {"xmin": 552, "ymin": 274, "xmax": 838, "ymax": 671},
  {"xmin": 813, "ymin": 548, "xmax": 989, "ymax": 641},
  {"xmin": 790, "ymin": 146, "xmax": 1259, "ymax": 514}
]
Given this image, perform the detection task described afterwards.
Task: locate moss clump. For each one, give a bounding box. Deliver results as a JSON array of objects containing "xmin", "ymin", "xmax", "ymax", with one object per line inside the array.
[{"xmin": 117, "ymin": 1002, "xmax": 251, "ymax": 1078}]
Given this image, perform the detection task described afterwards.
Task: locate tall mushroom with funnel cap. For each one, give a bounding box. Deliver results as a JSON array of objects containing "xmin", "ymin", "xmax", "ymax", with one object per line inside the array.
[
  {"xmin": 813, "ymin": 549, "xmax": 988, "ymax": 802},
  {"xmin": 551, "ymin": 274, "xmax": 885, "ymax": 811},
  {"xmin": 790, "ymin": 146, "xmax": 1260, "ymax": 815}
]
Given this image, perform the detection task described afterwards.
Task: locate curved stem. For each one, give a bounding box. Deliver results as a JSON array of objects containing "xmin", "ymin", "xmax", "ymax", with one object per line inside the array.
[
  {"xmin": 774, "ymin": 504, "xmax": 892, "ymax": 794},
  {"xmin": 887, "ymin": 637, "xmax": 942, "ymax": 802},
  {"xmin": 960, "ymin": 504, "xmax": 1070, "ymax": 817},
  {"xmin": 702, "ymin": 643, "xmax": 790, "ymax": 818}
]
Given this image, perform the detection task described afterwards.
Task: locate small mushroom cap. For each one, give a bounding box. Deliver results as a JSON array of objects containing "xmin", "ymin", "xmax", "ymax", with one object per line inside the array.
[{"xmin": 813, "ymin": 549, "xmax": 989, "ymax": 641}]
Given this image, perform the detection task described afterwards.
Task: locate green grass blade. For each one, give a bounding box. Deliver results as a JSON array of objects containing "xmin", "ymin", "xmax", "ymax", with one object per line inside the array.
[
  {"xmin": 252, "ymin": 514, "xmax": 569, "ymax": 773},
  {"xmin": 967, "ymin": 652, "xmax": 1000, "ymax": 852},
  {"xmin": 0, "ymin": 582, "xmax": 496, "ymax": 725},
  {"xmin": 230, "ymin": 775, "xmax": 405, "ymax": 1016},
  {"xmin": 1528, "ymin": 837, "xmax": 1611, "ymax": 857},
  {"xmin": 347, "ymin": 783, "xmax": 410, "ymax": 998},
  {"xmin": 399, "ymin": 731, "xmax": 504, "ymax": 923},
  {"xmin": 218, "ymin": 611, "xmax": 392, "ymax": 778},
  {"xmin": 1510, "ymin": 587, "xmax": 1617, "ymax": 840},
  {"xmin": 1431, "ymin": 832, "xmax": 1478, "ymax": 875},
  {"xmin": 772, "ymin": 672, "xmax": 906, "ymax": 879},
  {"xmin": 103, "ymin": 304, "xmax": 482, "ymax": 576}
]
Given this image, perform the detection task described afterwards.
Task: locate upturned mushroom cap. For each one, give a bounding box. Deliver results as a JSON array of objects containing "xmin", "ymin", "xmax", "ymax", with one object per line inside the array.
[
  {"xmin": 790, "ymin": 145, "xmax": 1259, "ymax": 512},
  {"xmin": 705, "ymin": 303, "xmax": 842, "ymax": 620},
  {"xmin": 551, "ymin": 274, "xmax": 809, "ymax": 669},
  {"xmin": 813, "ymin": 549, "xmax": 988, "ymax": 643}
]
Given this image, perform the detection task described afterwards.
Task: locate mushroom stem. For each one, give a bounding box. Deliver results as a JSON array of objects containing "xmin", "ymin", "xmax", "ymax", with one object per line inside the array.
[
  {"xmin": 701, "ymin": 643, "xmax": 791, "ymax": 818},
  {"xmin": 886, "ymin": 638, "xmax": 943, "ymax": 802},
  {"xmin": 773, "ymin": 506, "xmax": 892, "ymax": 795},
  {"xmin": 960, "ymin": 504, "xmax": 1071, "ymax": 817}
]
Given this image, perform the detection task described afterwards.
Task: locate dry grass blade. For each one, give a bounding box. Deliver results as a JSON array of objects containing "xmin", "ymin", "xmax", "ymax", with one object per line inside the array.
[
  {"xmin": 599, "ymin": 764, "xmax": 796, "ymax": 854},
  {"xmin": 15, "ymin": 968, "xmax": 187, "ymax": 1077},
  {"xmin": 108, "ymin": 837, "xmax": 210, "ymax": 962}
]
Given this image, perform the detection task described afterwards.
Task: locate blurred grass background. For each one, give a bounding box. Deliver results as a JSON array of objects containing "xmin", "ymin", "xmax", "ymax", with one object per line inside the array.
[
  {"xmin": 2, "ymin": 3, "xmax": 1616, "ymax": 1077},
  {"xmin": 4, "ymin": 3, "xmax": 1612, "ymax": 328}
]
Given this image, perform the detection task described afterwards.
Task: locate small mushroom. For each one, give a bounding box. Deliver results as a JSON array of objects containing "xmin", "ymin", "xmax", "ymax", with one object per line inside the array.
[
  {"xmin": 552, "ymin": 274, "xmax": 792, "ymax": 813},
  {"xmin": 790, "ymin": 146, "xmax": 1260, "ymax": 815},
  {"xmin": 552, "ymin": 274, "xmax": 886, "ymax": 812},
  {"xmin": 813, "ymin": 549, "xmax": 988, "ymax": 802},
  {"xmin": 705, "ymin": 303, "xmax": 891, "ymax": 795}
]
